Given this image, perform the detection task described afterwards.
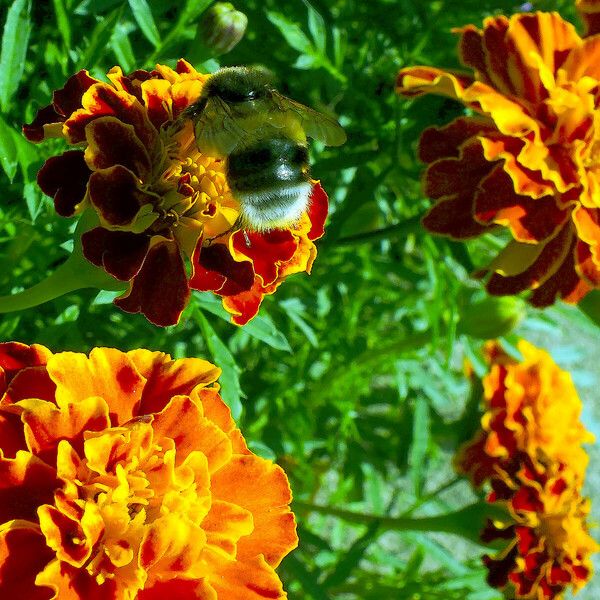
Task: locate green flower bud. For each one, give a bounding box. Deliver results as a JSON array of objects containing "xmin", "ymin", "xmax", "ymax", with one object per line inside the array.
[
  {"xmin": 198, "ymin": 2, "xmax": 248, "ymax": 56},
  {"xmin": 457, "ymin": 296, "xmax": 525, "ymax": 340}
]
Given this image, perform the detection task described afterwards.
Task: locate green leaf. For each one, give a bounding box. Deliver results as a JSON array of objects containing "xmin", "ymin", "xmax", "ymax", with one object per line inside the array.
[
  {"xmin": 23, "ymin": 181, "xmax": 45, "ymax": 222},
  {"xmin": 194, "ymin": 308, "xmax": 243, "ymax": 420},
  {"xmin": 0, "ymin": 116, "xmax": 18, "ymax": 181},
  {"xmin": 266, "ymin": 11, "xmax": 313, "ymax": 55},
  {"xmin": 77, "ymin": 8, "xmax": 122, "ymax": 69},
  {"xmin": 322, "ymin": 520, "xmax": 380, "ymax": 588},
  {"xmin": 127, "ymin": 0, "xmax": 160, "ymax": 48},
  {"xmin": 111, "ymin": 22, "xmax": 136, "ymax": 72},
  {"xmin": 305, "ymin": 1, "xmax": 326, "ymax": 54},
  {"xmin": 241, "ymin": 312, "xmax": 292, "ymax": 352},
  {"xmin": 53, "ymin": 0, "xmax": 71, "ymax": 49},
  {"xmin": 408, "ymin": 395, "xmax": 430, "ymax": 497},
  {"xmin": 0, "ymin": 0, "xmax": 32, "ymax": 112},
  {"xmin": 194, "ymin": 291, "xmax": 291, "ymax": 351}
]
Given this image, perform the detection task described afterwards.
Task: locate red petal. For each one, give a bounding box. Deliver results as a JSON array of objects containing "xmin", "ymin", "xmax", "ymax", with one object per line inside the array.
[
  {"xmin": 232, "ymin": 230, "xmax": 297, "ymax": 286},
  {"xmin": 474, "ymin": 164, "xmax": 570, "ymax": 242},
  {"xmin": 88, "ymin": 165, "xmax": 155, "ymax": 227},
  {"xmin": 0, "ymin": 524, "xmax": 54, "ymax": 599},
  {"xmin": 191, "ymin": 243, "xmax": 255, "ymax": 295},
  {"xmin": 82, "ymin": 227, "xmax": 150, "ymax": 281},
  {"xmin": 115, "ymin": 240, "xmax": 190, "ymax": 326},
  {"xmin": 486, "ymin": 224, "xmax": 573, "ymax": 295},
  {"xmin": 2, "ymin": 366, "xmax": 56, "ymax": 405},
  {"xmin": 306, "ymin": 183, "xmax": 329, "ymax": 240},
  {"xmin": 23, "ymin": 70, "xmax": 99, "ymax": 141},
  {"xmin": 85, "ymin": 117, "xmax": 152, "ymax": 179},
  {"xmin": 36, "ymin": 150, "xmax": 91, "ymax": 217},
  {"xmin": 0, "ymin": 342, "xmax": 51, "ymax": 396},
  {"xmin": 0, "ymin": 454, "xmax": 60, "ymax": 523},
  {"xmin": 66, "ymin": 83, "xmax": 156, "ymax": 147},
  {"xmin": 0, "ymin": 408, "xmax": 27, "ymax": 458}
]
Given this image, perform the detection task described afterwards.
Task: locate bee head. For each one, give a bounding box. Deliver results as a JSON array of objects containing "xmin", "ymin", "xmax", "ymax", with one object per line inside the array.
[{"xmin": 204, "ymin": 66, "xmax": 274, "ymax": 103}]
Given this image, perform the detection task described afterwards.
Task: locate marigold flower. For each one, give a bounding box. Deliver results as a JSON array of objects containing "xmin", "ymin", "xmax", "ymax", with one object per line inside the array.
[
  {"xmin": 23, "ymin": 60, "xmax": 328, "ymax": 326},
  {"xmin": 456, "ymin": 340, "xmax": 598, "ymax": 599},
  {"xmin": 397, "ymin": 10, "xmax": 600, "ymax": 307},
  {"xmin": 0, "ymin": 342, "xmax": 298, "ymax": 599}
]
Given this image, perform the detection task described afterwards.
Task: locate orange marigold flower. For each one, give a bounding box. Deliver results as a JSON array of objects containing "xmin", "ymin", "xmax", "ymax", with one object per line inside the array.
[
  {"xmin": 456, "ymin": 340, "xmax": 598, "ymax": 599},
  {"xmin": 0, "ymin": 342, "xmax": 298, "ymax": 599},
  {"xmin": 397, "ymin": 11, "xmax": 600, "ymax": 307},
  {"xmin": 24, "ymin": 60, "xmax": 328, "ymax": 326}
]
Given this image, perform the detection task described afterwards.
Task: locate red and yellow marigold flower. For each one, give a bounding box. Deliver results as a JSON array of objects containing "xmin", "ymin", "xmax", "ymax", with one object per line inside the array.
[
  {"xmin": 0, "ymin": 342, "xmax": 298, "ymax": 599},
  {"xmin": 397, "ymin": 10, "xmax": 600, "ymax": 307},
  {"xmin": 456, "ymin": 340, "xmax": 597, "ymax": 599},
  {"xmin": 23, "ymin": 60, "xmax": 328, "ymax": 326}
]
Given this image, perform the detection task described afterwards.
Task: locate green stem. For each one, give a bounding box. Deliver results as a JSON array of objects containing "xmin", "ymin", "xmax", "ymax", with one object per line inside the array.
[
  {"xmin": 331, "ymin": 214, "xmax": 424, "ymax": 247},
  {"xmin": 0, "ymin": 251, "xmax": 125, "ymax": 314},
  {"xmin": 294, "ymin": 500, "xmax": 509, "ymax": 546}
]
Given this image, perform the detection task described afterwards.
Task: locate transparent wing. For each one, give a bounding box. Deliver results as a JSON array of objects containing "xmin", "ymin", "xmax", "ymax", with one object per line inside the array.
[
  {"xmin": 270, "ymin": 91, "xmax": 346, "ymax": 146},
  {"xmin": 191, "ymin": 96, "xmax": 249, "ymax": 157}
]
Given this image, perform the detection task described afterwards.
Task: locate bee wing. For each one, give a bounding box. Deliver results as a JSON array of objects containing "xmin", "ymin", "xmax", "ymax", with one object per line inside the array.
[
  {"xmin": 192, "ymin": 95, "xmax": 249, "ymax": 157},
  {"xmin": 270, "ymin": 91, "xmax": 346, "ymax": 146}
]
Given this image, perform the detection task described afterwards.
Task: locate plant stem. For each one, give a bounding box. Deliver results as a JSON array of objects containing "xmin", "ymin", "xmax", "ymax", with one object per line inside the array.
[
  {"xmin": 0, "ymin": 252, "xmax": 125, "ymax": 314},
  {"xmin": 331, "ymin": 214, "xmax": 424, "ymax": 247},
  {"xmin": 294, "ymin": 500, "xmax": 509, "ymax": 545}
]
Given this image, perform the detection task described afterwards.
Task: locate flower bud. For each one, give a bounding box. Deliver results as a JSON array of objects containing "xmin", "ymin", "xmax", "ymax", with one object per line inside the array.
[
  {"xmin": 198, "ymin": 2, "xmax": 248, "ymax": 55},
  {"xmin": 457, "ymin": 296, "xmax": 525, "ymax": 339}
]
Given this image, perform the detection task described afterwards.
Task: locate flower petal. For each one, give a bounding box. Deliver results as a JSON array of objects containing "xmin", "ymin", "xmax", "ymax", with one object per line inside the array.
[
  {"xmin": 0, "ymin": 452, "xmax": 60, "ymax": 523},
  {"xmin": 46, "ymin": 348, "xmax": 145, "ymax": 425},
  {"xmin": 37, "ymin": 150, "xmax": 91, "ymax": 217},
  {"xmin": 208, "ymin": 555, "xmax": 287, "ymax": 600},
  {"xmin": 88, "ymin": 165, "xmax": 155, "ymax": 227},
  {"xmin": 114, "ymin": 240, "xmax": 190, "ymax": 327},
  {"xmin": 210, "ymin": 456, "xmax": 297, "ymax": 567},
  {"xmin": 0, "ymin": 521, "xmax": 54, "ymax": 599},
  {"xmin": 81, "ymin": 227, "xmax": 150, "ymax": 281},
  {"xmin": 126, "ymin": 350, "xmax": 220, "ymax": 415},
  {"xmin": 85, "ymin": 117, "xmax": 152, "ymax": 180}
]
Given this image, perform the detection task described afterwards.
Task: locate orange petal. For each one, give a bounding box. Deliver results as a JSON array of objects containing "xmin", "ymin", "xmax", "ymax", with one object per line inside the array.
[
  {"xmin": 139, "ymin": 577, "xmax": 217, "ymax": 600},
  {"xmin": 208, "ymin": 554, "xmax": 287, "ymax": 600},
  {"xmin": 140, "ymin": 514, "xmax": 207, "ymax": 579},
  {"xmin": 202, "ymin": 500, "xmax": 254, "ymax": 558},
  {"xmin": 210, "ymin": 456, "xmax": 297, "ymax": 567},
  {"xmin": 152, "ymin": 395, "xmax": 232, "ymax": 472},
  {"xmin": 0, "ymin": 452, "xmax": 59, "ymax": 523},
  {"xmin": 20, "ymin": 397, "xmax": 110, "ymax": 465},
  {"xmin": 47, "ymin": 348, "xmax": 145, "ymax": 426},
  {"xmin": 195, "ymin": 388, "xmax": 250, "ymax": 455},
  {"xmin": 0, "ymin": 521, "xmax": 54, "ymax": 599},
  {"xmin": 126, "ymin": 350, "xmax": 221, "ymax": 415}
]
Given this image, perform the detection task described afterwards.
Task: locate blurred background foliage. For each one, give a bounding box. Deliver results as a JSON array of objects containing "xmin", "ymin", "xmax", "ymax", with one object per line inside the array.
[{"xmin": 0, "ymin": 0, "xmax": 598, "ymax": 598}]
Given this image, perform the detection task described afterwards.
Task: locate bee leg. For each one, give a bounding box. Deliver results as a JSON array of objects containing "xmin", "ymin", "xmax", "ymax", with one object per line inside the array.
[{"xmin": 203, "ymin": 217, "xmax": 247, "ymax": 247}]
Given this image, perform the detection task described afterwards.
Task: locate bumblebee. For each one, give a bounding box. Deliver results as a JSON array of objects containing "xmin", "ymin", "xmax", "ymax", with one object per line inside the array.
[{"xmin": 183, "ymin": 66, "xmax": 346, "ymax": 232}]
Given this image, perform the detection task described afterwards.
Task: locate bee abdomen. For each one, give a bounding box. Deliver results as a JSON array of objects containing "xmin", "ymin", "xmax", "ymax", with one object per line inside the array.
[
  {"xmin": 226, "ymin": 137, "xmax": 312, "ymax": 230},
  {"xmin": 226, "ymin": 137, "xmax": 309, "ymax": 191}
]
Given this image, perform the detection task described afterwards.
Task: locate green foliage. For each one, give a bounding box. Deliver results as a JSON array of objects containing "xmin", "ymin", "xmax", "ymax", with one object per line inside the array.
[{"xmin": 0, "ymin": 0, "xmax": 597, "ymax": 598}]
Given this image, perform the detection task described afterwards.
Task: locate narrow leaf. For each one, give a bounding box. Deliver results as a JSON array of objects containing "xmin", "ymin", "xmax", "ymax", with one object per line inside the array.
[
  {"xmin": 266, "ymin": 11, "xmax": 313, "ymax": 54},
  {"xmin": 0, "ymin": 116, "xmax": 18, "ymax": 181},
  {"xmin": 305, "ymin": 2, "xmax": 326, "ymax": 54},
  {"xmin": 408, "ymin": 395, "xmax": 430, "ymax": 497},
  {"xmin": 0, "ymin": 0, "xmax": 32, "ymax": 111},
  {"xmin": 52, "ymin": 0, "xmax": 71, "ymax": 49},
  {"xmin": 127, "ymin": 0, "xmax": 160, "ymax": 48},
  {"xmin": 194, "ymin": 308, "xmax": 243, "ymax": 419},
  {"xmin": 77, "ymin": 8, "xmax": 122, "ymax": 69}
]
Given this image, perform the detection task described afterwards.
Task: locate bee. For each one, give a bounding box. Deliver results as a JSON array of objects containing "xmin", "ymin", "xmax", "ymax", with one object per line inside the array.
[{"xmin": 183, "ymin": 66, "xmax": 346, "ymax": 234}]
